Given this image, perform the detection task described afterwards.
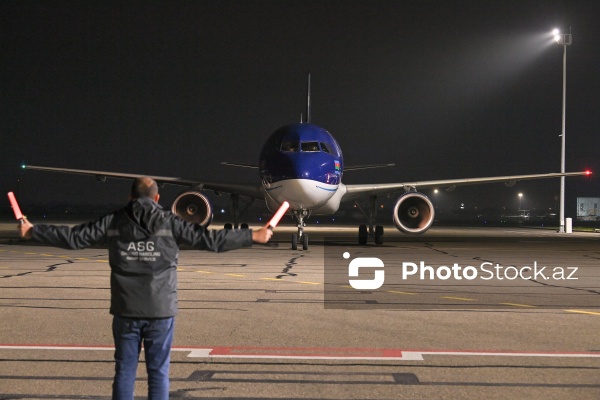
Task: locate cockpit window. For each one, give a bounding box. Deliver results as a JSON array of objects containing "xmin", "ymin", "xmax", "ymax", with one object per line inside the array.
[
  {"xmin": 300, "ymin": 141, "xmax": 320, "ymax": 152},
  {"xmin": 280, "ymin": 141, "xmax": 298, "ymax": 152},
  {"xmin": 320, "ymin": 142, "xmax": 332, "ymax": 154}
]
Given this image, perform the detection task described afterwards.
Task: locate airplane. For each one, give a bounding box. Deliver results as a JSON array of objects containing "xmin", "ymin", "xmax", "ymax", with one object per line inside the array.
[{"xmin": 23, "ymin": 75, "xmax": 591, "ymax": 250}]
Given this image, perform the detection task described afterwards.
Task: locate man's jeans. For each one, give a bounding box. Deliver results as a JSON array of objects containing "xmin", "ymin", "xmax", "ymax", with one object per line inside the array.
[{"xmin": 112, "ymin": 316, "xmax": 175, "ymax": 400}]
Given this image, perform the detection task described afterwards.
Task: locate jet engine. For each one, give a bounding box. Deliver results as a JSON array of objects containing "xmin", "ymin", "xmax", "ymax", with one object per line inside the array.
[
  {"xmin": 171, "ymin": 191, "xmax": 213, "ymax": 227},
  {"xmin": 393, "ymin": 192, "xmax": 435, "ymax": 234}
]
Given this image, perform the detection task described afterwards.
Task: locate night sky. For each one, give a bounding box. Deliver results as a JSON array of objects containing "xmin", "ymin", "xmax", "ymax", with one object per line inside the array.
[{"xmin": 2, "ymin": 1, "xmax": 599, "ymax": 217}]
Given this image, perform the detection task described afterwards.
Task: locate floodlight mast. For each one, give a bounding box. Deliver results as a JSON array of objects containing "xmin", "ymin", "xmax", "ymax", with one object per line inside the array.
[{"xmin": 554, "ymin": 29, "xmax": 572, "ymax": 233}]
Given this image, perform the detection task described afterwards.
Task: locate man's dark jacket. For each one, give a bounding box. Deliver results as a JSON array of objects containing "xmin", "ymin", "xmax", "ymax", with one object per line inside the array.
[{"xmin": 32, "ymin": 197, "xmax": 252, "ymax": 318}]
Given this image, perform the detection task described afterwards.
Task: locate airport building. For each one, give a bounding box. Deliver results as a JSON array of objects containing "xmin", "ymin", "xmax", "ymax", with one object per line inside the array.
[{"xmin": 577, "ymin": 197, "xmax": 600, "ymax": 221}]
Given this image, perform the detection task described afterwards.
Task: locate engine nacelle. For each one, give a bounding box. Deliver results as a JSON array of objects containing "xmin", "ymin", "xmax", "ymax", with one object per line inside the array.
[
  {"xmin": 171, "ymin": 191, "xmax": 213, "ymax": 227},
  {"xmin": 393, "ymin": 192, "xmax": 435, "ymax": 234}
]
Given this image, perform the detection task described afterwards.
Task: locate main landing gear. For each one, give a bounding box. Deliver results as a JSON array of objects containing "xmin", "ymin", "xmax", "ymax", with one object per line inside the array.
[
  {"xmin": 291, "ymin": 209, "xmax": 310, "ymax": 250},
  {"xmin": 223, "ymin": 194, "xmax": 253, "ymax": 230},
  {"xmin": 354, "ymin": 195, "xmax": 384, "ymax": 245}
]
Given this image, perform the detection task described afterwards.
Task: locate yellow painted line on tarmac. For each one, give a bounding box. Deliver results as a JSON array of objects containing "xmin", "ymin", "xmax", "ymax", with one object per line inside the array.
[
  {"xmin": 24, "ymin": 252, "xmax": 37, "ymax": 255},
  {"xmin": 261, "ymin": 277, "xmax": 281, "ymax": 281},
  {"xmin": 40, "ymin": 254, "xmax": 55, "ymax": 257},
  {"xmin": 227, "ymin": 274, "xmax": 245, "ymax": 277},
  {"xmin": 195, "ymin": 270, "xmax": 213, "ymax": 274},
  {"xmin": 500, "ymin": 302, "xmax": 537, "ymax": 308},
  {"xmin": 565, "ymin": 309, "xmax": 600, "ymax": 316},
  {"xmin": 386, "ymin": 290, "xmax": 418, "ymax": 295},
  {"xmin": 441, "ymin": 296, "xmax": 475, "ymax": 301},
  {"xmin": 299, "ymin": 281, "xmax": 321, "ymax": 285}
]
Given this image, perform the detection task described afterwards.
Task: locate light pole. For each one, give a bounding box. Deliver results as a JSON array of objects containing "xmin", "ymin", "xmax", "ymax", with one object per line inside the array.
[
  {"xmin": 518, "ymin": 193, "xmax": 523, "ymax": 210},
  {"xmin": 553, "ymin": 28, "xmax": 572, "ymax": 233}
]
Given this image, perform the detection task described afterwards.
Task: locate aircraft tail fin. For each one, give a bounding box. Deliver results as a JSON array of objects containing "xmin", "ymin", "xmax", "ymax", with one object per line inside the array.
[{"xmin": 305, "ymin": 72, "xmax": 311, "ymax": 123}]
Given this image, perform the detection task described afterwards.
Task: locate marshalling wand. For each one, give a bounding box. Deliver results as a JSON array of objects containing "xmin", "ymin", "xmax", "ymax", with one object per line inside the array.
[
  {"xmin": 7, "ymin": 192, "xmax": 24, "ymax": 224},
  {"xmin": 267, "ymin": 201, "xmax": 290, "ymax": 230}
]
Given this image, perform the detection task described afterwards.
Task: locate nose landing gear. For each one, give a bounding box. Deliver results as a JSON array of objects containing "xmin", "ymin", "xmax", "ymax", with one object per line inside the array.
[{"xmin": 291, "ymin": 209, "xmax": 310, "ymax": 250}]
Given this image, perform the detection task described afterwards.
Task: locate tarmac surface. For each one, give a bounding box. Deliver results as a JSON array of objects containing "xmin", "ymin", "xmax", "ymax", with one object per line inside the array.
[{"xmin": 0, "ymin": 223, "xmax": 599, "ymax": 399}]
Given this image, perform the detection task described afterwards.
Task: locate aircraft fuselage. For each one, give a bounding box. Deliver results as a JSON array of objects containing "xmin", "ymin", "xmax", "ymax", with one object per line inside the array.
[{"xmin": 259, "ymin": 123, "xmax": 344, "ymax": 213}]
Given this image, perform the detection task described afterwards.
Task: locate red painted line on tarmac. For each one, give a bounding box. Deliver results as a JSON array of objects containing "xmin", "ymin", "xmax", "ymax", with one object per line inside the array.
[
  {"xmin": 182, "ymin": 345, "xmax": 600, "ymax": 357},
  {"xmin": 207, "ymin": 345, "xmax": 405, "ymax": 358},
  {"xmin": 406, "ymin": 348, "xmax": 600, "ymax": 356},
  {"xmin": 0, "ymin": 344, "xmax": 113, "ymax": 350},
  {"xmin": 1, "ymin": 344, "xmax": 599, "ymax": 360}
]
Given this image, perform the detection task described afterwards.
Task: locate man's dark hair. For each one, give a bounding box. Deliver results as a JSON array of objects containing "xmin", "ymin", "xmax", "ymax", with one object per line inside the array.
[{"xmin": 131, "ymin": 177, "xmax": 158, "ymax": 199}]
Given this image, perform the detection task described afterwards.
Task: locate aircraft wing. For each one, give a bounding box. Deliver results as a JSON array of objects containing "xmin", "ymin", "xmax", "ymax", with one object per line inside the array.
[
  {"xmin": 344, "ymin": 163, "xmax": 395, "ymax": 171},
  {"xmin": 221, "ymin": 162, "xmax": 259, "ymax": 169},
  {"xmin": 23, "ymin": 164, "xmax": 264, "ymax": 199},
  {"xmin": 342, "ymin": 171, "xmax": 591, "ymax": 201},
  {"xmin": 221, "ymin": 162, "xmax": 396, "ymax": 171}
]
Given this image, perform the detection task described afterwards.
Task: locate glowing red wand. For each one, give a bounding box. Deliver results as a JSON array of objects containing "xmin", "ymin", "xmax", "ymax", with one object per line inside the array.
[
  {"xmin": 268, "ymin": 201, "xmax": 290, "ymax": 230},
  {"xmin": 7, "ymin": 192, "xmax": 24, "ymax": 223}
]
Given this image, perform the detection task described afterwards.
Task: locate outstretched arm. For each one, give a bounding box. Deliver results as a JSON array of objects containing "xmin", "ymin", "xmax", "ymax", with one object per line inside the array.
[{"xmin": 18, "ymin": 216, "xmax": 111, "ymax": 249}]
